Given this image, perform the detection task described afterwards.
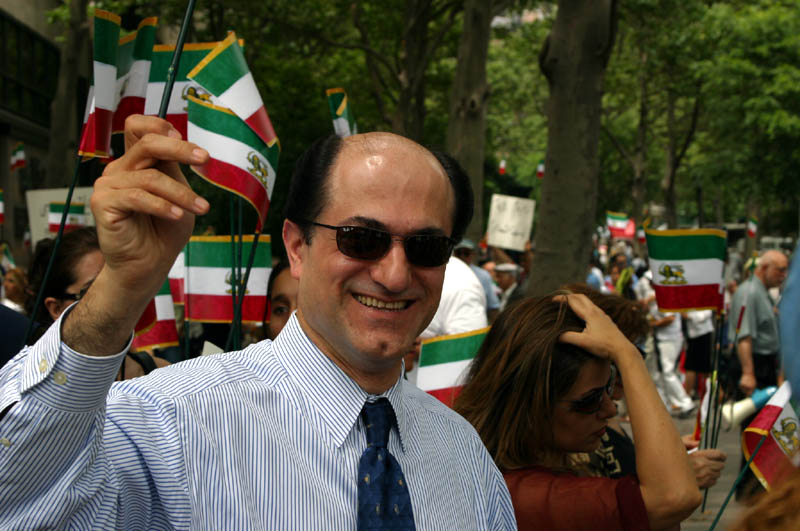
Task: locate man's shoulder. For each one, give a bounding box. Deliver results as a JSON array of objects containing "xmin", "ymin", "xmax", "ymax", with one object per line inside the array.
[
  {"xmin": 110, "ymin": 340, "xmax": 280, "ymax": 403},
  {"xmin": 402, "ymin": 383, "xmax": 484, "ymax": 444}
]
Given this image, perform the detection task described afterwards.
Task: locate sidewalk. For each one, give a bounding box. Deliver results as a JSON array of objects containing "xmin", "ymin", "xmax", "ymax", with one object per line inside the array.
[{"xmin": 673, "ymin": 412, "xmax": 746, "ymax": 530}]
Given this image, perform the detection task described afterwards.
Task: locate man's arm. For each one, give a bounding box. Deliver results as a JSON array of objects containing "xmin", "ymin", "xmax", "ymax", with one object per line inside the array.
[{"xmin": 737, "ymin": 336, "xmax": 756, "ymax": 396}]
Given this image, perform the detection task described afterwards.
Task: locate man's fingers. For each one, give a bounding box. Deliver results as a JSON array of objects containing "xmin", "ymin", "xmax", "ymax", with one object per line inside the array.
[
  {"xmin": 123, "ymin": 115, "xmax": 181, "ymax": 150},
  {"xmin": 94, "ymin": 170, "xmax": 210, "ymax": 219},
  {"xmin": 107, "ymin": 132, "xmax": 208, "ymax": 174}
]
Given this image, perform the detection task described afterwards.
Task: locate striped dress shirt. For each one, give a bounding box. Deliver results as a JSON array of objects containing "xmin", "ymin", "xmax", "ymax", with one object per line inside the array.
[{"xmin": 0, "ymin": 311, "xmax": 516, "ymax": 530}]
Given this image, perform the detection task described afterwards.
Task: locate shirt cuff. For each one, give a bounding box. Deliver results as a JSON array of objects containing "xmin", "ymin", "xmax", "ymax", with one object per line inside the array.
[{"xmin": 21, "ymin": 303, "xmax": 132, "ymax": 412}]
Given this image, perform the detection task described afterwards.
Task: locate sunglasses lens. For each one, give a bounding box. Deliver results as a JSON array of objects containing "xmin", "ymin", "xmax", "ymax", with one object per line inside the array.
[
  {"xmin": 336, "ymin": 226, "xmax": 391, "ymax": 260},
  {"xmin": 405, "ymin": 235, "xmax": 453, "ymax": 267},
  {"xmin": 571, "ymin": 389, "xmax": 603, "ymax": 414}
]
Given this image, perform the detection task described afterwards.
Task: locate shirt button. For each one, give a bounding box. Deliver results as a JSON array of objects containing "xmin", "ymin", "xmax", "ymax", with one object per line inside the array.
[
  {"xmin": 53, "ymin": 371, "xmax": 68, "ymax": 385},
  {"xmin": 38, "ymin": 359, "xmax": 48, "ymax": 373},
  {"xmin": 0, "ymin": 437, "xmax": 11, "ymax": 448}
]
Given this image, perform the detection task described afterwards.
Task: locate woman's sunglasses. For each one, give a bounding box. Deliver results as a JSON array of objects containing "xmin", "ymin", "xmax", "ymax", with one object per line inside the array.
[
  {"xmin": 565, "ymin": 364, "xmax": 617, "ymax": 415},
  {"xmin": 308, "ymin": 222, "xmax": 456, "ymax": 268}
]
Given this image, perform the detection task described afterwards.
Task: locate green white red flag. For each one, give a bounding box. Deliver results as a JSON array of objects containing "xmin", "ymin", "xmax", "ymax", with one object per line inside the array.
[
  {"xmin": 168, "ymin": 250, "xmax": 186, "ymax": 305},
  {"xmin": 645, "ymin": 228, "xmax": 726, "ymax": 312},
  {"xmin": 184, "ymin": 235, "xmax": 271, "ymax": 323},
  {"xmin": 747, "ymin": 216, "xmax": 758, "ymax": 238},
  {"xmin": 189, "ymin": 33, "xmax": 278, "ymax": 146},
  {"xmin": 48, "ymin": 202, "xmax": 86, "ymax": 233},
  {"xmin": 132, "ymin": 280, "xmax": 179, "ymax": 351},
  {"xmin": 536, "ymin": 159, "xmax": 545, "ymax": 179},
  {"xmin": 326, "ymin": 87, "xmax": 357, "ymax": 137},
  {"xmin": 144, "ymin": 41, "xmax": 227, "ymax": 138},
  {"xmin": 607, "ymin": 211, "xmax": 635, "ymax": 240},
  {"xmin": 187, "ymin": 96, "xmax": 278, "ymax": 228},
  {"xmin": 111, "ymin": 17, "xmax": 158, "ymax": 133},
  {"xmin": 1, "ymin": 243, "xmax": 14, "ymax": 271},
  {"xmin": 10, "ymin": 143, "xmax": 25, "ymax": 171},
  {"xmin": 0, "ymin": 189, "xmax": 4, "ymax": 225},
  {"xmin": 743, "ymin": 382, "xmax": 800, "ymax": 490},
  {"xmin": 417, "ymin": 327, "xmax": 489, "ymax": 407},
  {"xmin": 79, "ymin": 10, "xmax": 121, "ymax": 158}
]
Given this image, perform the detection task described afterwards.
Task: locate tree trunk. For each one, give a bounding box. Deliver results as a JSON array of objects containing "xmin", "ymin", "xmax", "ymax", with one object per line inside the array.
[
  {"xmin": 391, "ymin": 0, "xmax": 432, "ymax": 141},
  {"xmin": 445, "ymin": 0, "xmax": 493, "ymax": 242},
  {"xmin": 528, "ymin": 0, "xmax": 618, "ymax": 296},
  {"xmin": 44, "ymin": 0, "xmax": 89, "ymax": 188}
]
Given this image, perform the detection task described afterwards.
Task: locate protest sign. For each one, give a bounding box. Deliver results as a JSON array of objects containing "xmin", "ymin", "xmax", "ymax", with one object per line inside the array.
[{"xmin": 486, "ymin": 193, "xmax": 535, "ymax": 252}]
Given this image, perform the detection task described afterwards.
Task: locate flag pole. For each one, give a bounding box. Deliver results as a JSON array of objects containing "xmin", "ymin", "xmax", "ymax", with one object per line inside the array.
[
  {"xmin": 227, "ymin": 194, "xmax": 239, "ymax": 350},
  {"xmin": 22, "ymin": 157, "xmax": 84, "ymax": 348},
  {"xmin": 225, "ymin": 230, "xmax": 261, "ymax": 352},
  {"xmin": 710, "ymin": 311, "xmax": 726, "ymax": 448},
  {"xmin": 699, "ymin": 310, "xmax": 724, "ymax": 512},
  {"xmin": 708, "ymin": 433, "xmax": 767, "ymax": 531},
  {"xmin": 157, "ymin": 0, "xmax": 197, "ymax": 118},
  {"xmin": 236, "ymin": 197, "xmax": 244, "ymax": 350}
]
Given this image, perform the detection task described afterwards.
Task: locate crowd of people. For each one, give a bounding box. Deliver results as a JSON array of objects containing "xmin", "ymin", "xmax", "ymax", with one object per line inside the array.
[{"xmin": 0, "ymin": 115, "xmax": 795, "ymax": 529}]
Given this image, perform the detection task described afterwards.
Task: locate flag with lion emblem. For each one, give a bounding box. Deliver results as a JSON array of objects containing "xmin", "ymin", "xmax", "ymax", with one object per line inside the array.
[
  {"xmin": 645, "ymin": 228, "xmax": 726, "ymax": 312},
  {"xmin": 743, "ymin": 381, "xmax": 800, "ymax": 490}
]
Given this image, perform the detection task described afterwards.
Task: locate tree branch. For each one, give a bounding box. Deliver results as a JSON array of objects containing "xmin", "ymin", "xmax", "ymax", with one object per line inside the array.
[{"xmin": 602, "ymin": 124, "xmax": 635, "ymax": 168}]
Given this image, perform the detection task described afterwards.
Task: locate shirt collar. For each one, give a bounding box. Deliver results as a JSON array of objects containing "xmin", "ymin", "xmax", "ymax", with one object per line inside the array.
[{"xmin": 272, "ymin": 313, "xmax": 409, "ymax": 452}]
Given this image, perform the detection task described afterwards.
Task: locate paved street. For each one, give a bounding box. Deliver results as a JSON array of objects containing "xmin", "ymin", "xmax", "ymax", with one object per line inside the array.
[{"xmin": 674, "ymin": 413, "xmax": 746, "ymax": 531}]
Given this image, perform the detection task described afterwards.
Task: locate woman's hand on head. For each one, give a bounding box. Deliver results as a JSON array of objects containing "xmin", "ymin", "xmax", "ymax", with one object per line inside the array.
[{"xmin": 556, "ymin": 293, "xmax": 635, "ymax": 363}]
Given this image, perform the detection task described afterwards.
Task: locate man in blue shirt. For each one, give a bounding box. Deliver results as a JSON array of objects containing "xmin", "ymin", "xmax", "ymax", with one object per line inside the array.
[{"xmin": 0, "ymin": 116, "xmax": 516, "ymax": 529}]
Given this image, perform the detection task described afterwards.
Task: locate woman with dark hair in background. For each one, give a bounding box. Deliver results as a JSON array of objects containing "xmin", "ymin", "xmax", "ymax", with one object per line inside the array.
[{"xmin": 454, "ymin": 293, "xmax": 701, "ymax": 530}]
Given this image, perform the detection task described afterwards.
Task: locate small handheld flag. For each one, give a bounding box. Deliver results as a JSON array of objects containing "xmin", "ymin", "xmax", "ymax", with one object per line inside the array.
[
  {"xmin": 112, "ymin": 17, "xmax": 158, "ymax": 133},
  {"xmin": 747, "ymin": 216, "xmax": 758, "ymax": 238},
  {"xmin": 184, "ymin": 235, "xmax": 271, "ymax": 323},
  {"xmin": 326, "ymin": 87, "xmax": 357, "ymax": 138},
  {"xmin": 78, "ymin": 10, "xmax": 121, "ymax": 158},
  {"xmin": 536, "ymin": 159, "xmax": 544, "ymax": 179},
  {"xmin": 10, "ymin": 143, "xmax": 25, "ymax": 171},
  {"xmin": 132, "ymin": 281, "xmax": 179, "ymax": 351},
  {"xmin": 607, "ymin": 211, "xmax": 635, "ymax": 240},
  {"xmin": 48, "ymin": 203, "xmax": 86, "ymax": 233},
  {"xmin": 417, "ymin": 327, "xmax": 489, "ymax": 407},
  {"xmin": 645, "ymin": 228, "xmax": 726, "ymax": 312},
  {"xmin": 499, "ymin": 159, "xmax": 506, "ymax": 175}
]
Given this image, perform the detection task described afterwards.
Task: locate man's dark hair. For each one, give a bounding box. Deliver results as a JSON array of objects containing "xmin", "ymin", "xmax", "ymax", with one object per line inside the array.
[
  {"xmin": 284, "ymin": 135, "xmax": 343, "ymax": 242},
  {"xmin": 284, "ymin": 134, "xmax": 474, "ymax": 244},
  {"xmin": 429, "ymin": 150, "xmax": 474, "ymax": 244}
]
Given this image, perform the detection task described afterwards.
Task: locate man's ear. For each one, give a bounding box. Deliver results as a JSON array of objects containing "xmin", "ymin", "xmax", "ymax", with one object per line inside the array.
[
  {"xmin": 283, "ymin": 219, "xmax": 306, "ymax": 281},
  {"xmin": 44, "ymin": 296, "xmax": 65, "ymax": 321}
]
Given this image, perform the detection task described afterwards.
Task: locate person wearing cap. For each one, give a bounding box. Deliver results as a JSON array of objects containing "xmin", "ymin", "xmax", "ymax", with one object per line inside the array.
[
  {"xmin": 496, "ymin": 263, "xmax": 524, "ymax": 311},
  {"xmin": 454, "ymin": 238, "xmax": 500, "ymax": 321}
]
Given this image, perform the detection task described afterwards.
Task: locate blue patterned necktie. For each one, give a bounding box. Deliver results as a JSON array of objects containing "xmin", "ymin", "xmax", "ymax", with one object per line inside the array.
[{"xmin": 357, "ymin": 398, "xmax": 416, "ymax": 530}]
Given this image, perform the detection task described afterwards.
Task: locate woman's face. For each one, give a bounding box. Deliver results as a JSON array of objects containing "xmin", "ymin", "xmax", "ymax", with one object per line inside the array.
[
  {"xmin": 551, "ymin": 358, "xmax": 617, "ymax": 454},
  {"xmin": 3, "ymin": 271, "xmax": 24, "ymax": 302},
  {"xmin": 267, "ymin": 268, "xmax": 299, "ymax": 339}
]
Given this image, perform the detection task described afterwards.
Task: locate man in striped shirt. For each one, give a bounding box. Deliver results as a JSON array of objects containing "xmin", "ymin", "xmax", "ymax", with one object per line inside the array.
[{"xmin": 0, "ymin": 116, "xmax": 516, "ymax": 529}]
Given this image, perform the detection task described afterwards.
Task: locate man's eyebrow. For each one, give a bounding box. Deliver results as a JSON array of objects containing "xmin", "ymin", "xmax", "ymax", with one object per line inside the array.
[{"xmin": 344, "ymin": 216, "xmax": 449, "ymax": 236}]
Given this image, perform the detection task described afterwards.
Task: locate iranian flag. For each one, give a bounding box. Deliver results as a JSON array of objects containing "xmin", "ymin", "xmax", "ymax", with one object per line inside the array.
[
  {"xmin": 645, "ymin": 228, "xmax": 726, "ymax": 312},
  {"xmin": 187, "ymin": 96, "xmax": 278, "ymax": 227},
  {"xmin": 184, "ymin": 235, "xmax": 272, "ymax": 323},
  {"xmin": 536, "ymin": 159, "xmax": 545, "ymax": 179},
  {"xmin": 132, "ymin": 280, "xmax": 179, "ymax": 351},
  {"xmin": 607, "ymin": 211, "xmax": 635, "ymax": 240},
  {"xmin": 10, "ymin": 143, "xmax": 25, "ymax": 171},
  {"xmin": 168, "ymin": 250, "xmax": 186, "ymax": 305},
  {"xmin": 111, "ymin": 17, "xmax": 158, "ymax": 133},
  {"xmin": 144, "ymin": 41, "xmax": 227, "ymax": 138},
  {"xmin": 0, "ymin": 189, "xmax": 4, "ymax": 224},
  {"xmin": 326, "ymin": 87, "xmax": 357, "ymax": 138},
  {"xmin": 416, "ymin": 327, "xmax": 489, "ymax": 407},
  {"xmin": 189, "ymin": 33, "xmax": 278, "ymax": 147},
  {"xmin": 78, "ymin": 10, "xmax": 121, "ymax": 158},
  {"xmin": 747, "ymin": 216, "xmax": 758, "ymax": 239},
  {"xmin": 743, "ymin": 382, "xmax": 800, "ymax": 490},
  {"xmin": 1, "ymin": 243, "xmax": 14, "ymax": 270},
  {"xmin": 48, "ymin": 203, "xmax": 87, "ymax": 233}
]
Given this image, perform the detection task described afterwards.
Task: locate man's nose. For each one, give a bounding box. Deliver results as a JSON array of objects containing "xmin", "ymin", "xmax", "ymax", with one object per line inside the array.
[{"xmin": 370, "ymin": 239, "xmax": 412, "ymax": 293}]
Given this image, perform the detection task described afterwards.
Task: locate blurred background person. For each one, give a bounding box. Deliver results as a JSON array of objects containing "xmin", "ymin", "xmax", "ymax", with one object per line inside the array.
[
  {"xmin": 2, "ymin": 267, "xmax": 27, "ymax": 314},
  {"xmin": 263, "ymin": 259, "xmax": 298, "ymax": 340}
]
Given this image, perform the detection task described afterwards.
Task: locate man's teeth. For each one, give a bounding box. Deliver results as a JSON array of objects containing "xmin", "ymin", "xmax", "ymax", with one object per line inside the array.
[{"xmin": 355, "ymin": 295, "xmax": 406, "ymax": 310}]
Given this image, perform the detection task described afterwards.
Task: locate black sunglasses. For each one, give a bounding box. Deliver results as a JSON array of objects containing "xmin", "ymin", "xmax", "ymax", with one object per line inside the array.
[
  {"xmin": 563, "ymin": 365, "xmax": 617, "ymax": 415},
  {"xmin": 307, "ymin": 222, "xmax": 455, "ymax": 268},
  {"xmin": 60, "ymin": 280, "xmax": 94, "ymax": 302}
]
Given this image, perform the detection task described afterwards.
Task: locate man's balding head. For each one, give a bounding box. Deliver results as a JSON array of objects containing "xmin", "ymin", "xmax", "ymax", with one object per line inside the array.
[
  {"xmin": 284, "ymin": 132, "xmax": 473, "ymax": 243},
  {"xmin": 757, "ymin": 250, "xmax": 788, "ymax": 288}
]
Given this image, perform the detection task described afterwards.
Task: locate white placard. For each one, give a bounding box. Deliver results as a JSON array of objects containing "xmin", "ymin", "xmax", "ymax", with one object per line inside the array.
[
  {"xmin": 26, "ymin": 187, "xmax": 96, "ymax": 247},
  {"xmin": 486, "ymin": 193, "xmax": 536, "ymax": 252}
]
